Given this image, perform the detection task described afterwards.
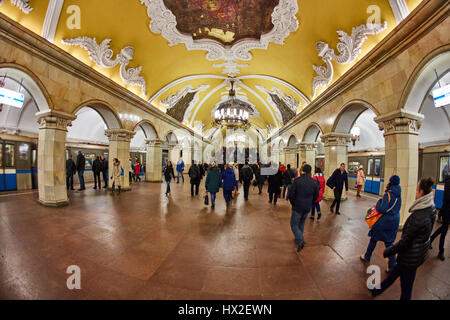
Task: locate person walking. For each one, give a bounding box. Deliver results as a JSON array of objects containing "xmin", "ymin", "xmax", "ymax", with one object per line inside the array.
[
  {"xmin": 356, "ymin": 166, "xmax": 365, "ymax": 197},
  {"xmin": 256, "ymin": 164, "xmax": 266, "ymax": 195},
  {"xmin": 205, "ymin": 162, "xmax": 221, "ymax": 208},
  {"xmin": 129, "ymin": 158, "xmax": 134, "ymax": 184},
  {"xmin": 176, "ymin": 158, "xmax": 185, "ymax": 183},
  {"xmin": 222, "ymin": 164, "xmax": 237, "ymax": 205},
  {"xmin": 287, "ymin": 164, "xmax": 319, "ymax": 252},
  {"xmin": 282, "ymin": 164, "xmax": 295, "ymax": 199},
  {"xmin": 66, "ymin": 154, "xmax": 76, "ymax": 191},
  {"xmin": 240, "ymin": 161, "xmax": 254, "ymax": 201},
  {"xmin": 311, "ymin": 167, "xmax": 325, "ymax": 220},
  {"xmin": 134, "ymin": 159, "xmax": 141, "ymax": 182},
  {"xmin": 327, "ymin": 163, "xmax": 349, "ymax": 215},
  {"xmin": 360, "ymin": 175, "xmax": 402, "ymax": 272},
  {"xmin": 92, "ymin": 156, "xmax": 103, "ymax": 190},
  {"xmin": 76, "ymin": 151, "xmax": 86, "ymax": 191},
  {"xmin": 188, "ymin": 161, "xmax": 201, "ymax": 196},
  {"xmin": 163, "ymin": 161, "xmax": 175, "ymax": 196},
  {"xmin": 430, "ymin": 173, "xmax": 449, "ymax": 261},
  {"xmin": 268, "ymin": 164, "xmax": 283, "ymax": 205},
  {"xmin": 110, "ymin": 158, "xmax": 122, "ymax": 195},
  {"xmin": 233, "ymin": 163, "xmax": 240, "ymax": 198},
  {"xmin": 100, "ymin": 155, "xmax": 108, "ymax": 189},
  {"xmin": 370, "ymin": 177, "xmax": 436, "ymax": 300}
]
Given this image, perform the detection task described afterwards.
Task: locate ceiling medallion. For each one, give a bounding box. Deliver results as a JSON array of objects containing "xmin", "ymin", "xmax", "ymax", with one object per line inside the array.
[
  {"xmin": 0, "ymin": 0, "xmax": 33, "ymax": 14},
  {"xmin": 139, "ymin": 0, "xmax": 299, "ymax": 76}
]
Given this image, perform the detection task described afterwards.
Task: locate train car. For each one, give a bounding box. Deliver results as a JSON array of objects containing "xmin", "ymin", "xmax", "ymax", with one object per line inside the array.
[
  {"xmin": 66, "ymin": 144, "xmax": 109, "ymax": 185},
  {"xmin": 0, "ymin": 138, "xmax": 37, "ymax": 191},
  {"xmin": 315, "ymin": 155, "xmax": 325, "ymax": 173},
  {"xmin": 129, "ymin": 150, "xmax": 146, "ymax": 178},
  {"xmin": 348, "ymin": 152, "xmax": 385, "ymax": 196}
]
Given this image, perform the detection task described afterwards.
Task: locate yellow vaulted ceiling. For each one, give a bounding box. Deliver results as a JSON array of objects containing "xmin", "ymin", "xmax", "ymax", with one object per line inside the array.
[{"xmin": 0, "ymin": 0, "xmax": 425, "ymax": 132}]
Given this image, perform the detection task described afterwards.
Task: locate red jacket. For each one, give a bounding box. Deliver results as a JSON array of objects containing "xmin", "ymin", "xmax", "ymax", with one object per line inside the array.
[
  {"xmin": 134, "ymin": 162, "xmax": 141, "ymax": 175},
  {"xmin": 313, "ymin": 174, "xmax": 325, "ymax": 203}
]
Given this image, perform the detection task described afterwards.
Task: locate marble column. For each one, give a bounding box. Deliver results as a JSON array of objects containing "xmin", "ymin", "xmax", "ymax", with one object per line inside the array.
[
  {"xmin": 183, "ymin": 146, "xmax": 193, "ymax": 169},
  {"xmin": 284, "ymin": 147, "xmax": 298, "ymax": 168},
  {"xmin": 105, "ymin": 129, "xmax": 135, "ymax": 191},
  {"xmin": 36, "ymin": 110, "xmax": 76, "ymax": 207},
  {"xmin": 145, "ymin": 139, "xmax": 163, "ymax": 182},
  {"xmin": 298, "ymin": 142, "xmax": 318, "ymax": 172},
  {"xmin": 321, "ymin": 133, "xmax": 352, "ymax": 201},
  {"xmin": 168, "ymin": 143, "xmax": 181, "ymax": 165},
  {"xmin": 375, "ymin": 109, "xmax": 424, "ymax": 227},
  {"xmin": 279, "ymin": 149, "xmax": 286, "ymax": 166}
]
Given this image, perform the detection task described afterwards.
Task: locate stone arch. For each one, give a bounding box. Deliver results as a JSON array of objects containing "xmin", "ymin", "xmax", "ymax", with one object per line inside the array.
[
  {"xmin": 400, "ymin": 45, "xmax": 450, "ymax": 113},
  {"xmin": 332, "ymin": 99, "xmax": 380, "ymax": 134},
  {"xmin": 302, "ymin": 123, "xmax": 323, "ymax": 143},
  {"xmin": 165, "ymin": 131, "xmax": 179, "ymax": 144},
  {"xmin": 287, "ymin": 134, "xmax": 298, "ymax": 147},
  {"xmin": 133, "ymin": 120, "xmax": 159, "ymax": 140},
  {"xmin": 71, "ymin": 100, "xmax": 122, "ymax": 129}
]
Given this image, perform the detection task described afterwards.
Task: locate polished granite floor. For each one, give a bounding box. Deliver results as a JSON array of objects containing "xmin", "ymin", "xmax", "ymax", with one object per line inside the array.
[{"xmin": 0, "ymin": 180, "xmax": 449, "ymax": 300}]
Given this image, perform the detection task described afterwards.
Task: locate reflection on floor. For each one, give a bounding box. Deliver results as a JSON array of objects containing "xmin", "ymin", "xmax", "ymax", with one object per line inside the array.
[{"xmin": 0, "ymin": 180, "xmax": 449, "ymax": 300}]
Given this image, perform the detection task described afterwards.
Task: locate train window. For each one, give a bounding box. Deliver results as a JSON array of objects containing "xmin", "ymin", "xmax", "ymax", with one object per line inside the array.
[
  {"xmin": 348, "ymin": 161, "xmax": 360, "ymax": 174},
  {"xmin": 439, "ymin": 156, "xmax": 450, "ymax": 183},
  {"xmin": 5, "ymin": 144, "xmax": 15, "ymax": 167},
  {"xmin": 367, "ymin": 159, "xmax": 373, "ymax": 176},
  {"xmin": 374, "ymin": 159, "xmax": 381, "ymax": 177},
  {"xmin": 32, "ymin": 149, "xmax": 37, "ymax": 167},
  {"xmin": 18, "ymin": 143, "xmax": 29, "ymax": 160}
]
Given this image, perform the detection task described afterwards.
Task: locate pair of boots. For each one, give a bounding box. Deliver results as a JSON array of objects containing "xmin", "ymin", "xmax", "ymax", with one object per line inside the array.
[{"xmin": 111, "ymin": 185, "xmax": 121, "ymax": 195}]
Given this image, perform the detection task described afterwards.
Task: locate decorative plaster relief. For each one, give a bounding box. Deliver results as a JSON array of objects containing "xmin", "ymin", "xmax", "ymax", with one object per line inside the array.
[
  {"xmin": 139, "ymin": 0, "xmax": 299, "ymax": 76},
  {"xmin": 61, "ymin": 37, "xmax": 147, "ymax": 96},
  {"xmin": 256, "ymin": 85, "xmax": 299, "ymax": 125},
  {"xmin": 312, "ymin": 22, "xmax": 388, "ymax": 98},
  {"xmin": 0, "ymin": 0, "xmax": 33, "ymax": 14}
]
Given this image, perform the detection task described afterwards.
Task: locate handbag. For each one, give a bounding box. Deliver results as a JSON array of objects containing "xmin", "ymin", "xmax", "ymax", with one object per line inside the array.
[
  {"xmin": 365, "ymin": 192, "xmax": 395, "ymax": 228},
  {"xmin": 204, "ymin": 194, "xmax": 209, "ymax": 206}
]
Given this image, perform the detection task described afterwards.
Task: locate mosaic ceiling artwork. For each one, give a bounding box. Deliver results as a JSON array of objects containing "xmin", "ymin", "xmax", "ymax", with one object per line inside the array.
[{"xmin": 163, "ymin": 0, "xmax": 279, "ymax": 45}]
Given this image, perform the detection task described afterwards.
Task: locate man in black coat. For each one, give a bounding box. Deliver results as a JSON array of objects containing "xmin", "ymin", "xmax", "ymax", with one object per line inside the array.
[
  {"xmin": 288, "ymin": 164, "xmax": 319, "ymax": 252},
  {"xmin": 430, "ymin": 174, "xmax": 450, "ymax": 260},
  {"xmin": 92, "ymin": 156, "xmax": 103, "ymax": 190},
  {"xmin": 327, "ymin": 163, "xmax": 348, "ymax": 215},
  {"xmin": 100, "ymin": 155, "xmax": 108, "ymax": 188},
  {"xmin": 66, "ymin": 154, "xmax": 76, "ymax": 190},
  {"xmin": 188, "ymin": 161, "xmax": 201, "ymax": 196},
  {"xmin": 76, "ymin": 151, "xmax": 86, "ymax": 191},
  {"xmin": 268, "ymin": 165, "xmax": 283, "ymax": 205},
  {"xmin": 240, "ymin": 161, "xmax": 254, "ymax": 201},
  {"xmin": 282, "ymin": 164, "xmax": 295, "ymax": 199},
  {"xmin": 256, "ymin": 165, "xmax": 266, "ymax": 195}
]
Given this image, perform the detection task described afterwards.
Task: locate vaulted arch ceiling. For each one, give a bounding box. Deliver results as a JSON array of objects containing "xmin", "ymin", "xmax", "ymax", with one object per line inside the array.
[{"xmin": 0, "ymin": 0, "xmax": 424, "ymax": 133}]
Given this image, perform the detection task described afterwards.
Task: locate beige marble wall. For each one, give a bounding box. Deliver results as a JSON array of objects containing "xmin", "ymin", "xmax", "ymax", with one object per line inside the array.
[
  {"xmin": 106, "ymin": 129, "xmax": 135, "ymax": 191},
  {"xmin": 284, "ymin": 147, "xmax": 297, "ymax": 168},
  {"xmin": 36, "ymin": 110, "xmax": 76, "ymax": 206},
  {"xmin": 298, "ymin": 142, "xmax": 317, "ymax": 173},
  {"xmin": 145, "ymin": 139, "xmax": 163, "ymax": 182}
]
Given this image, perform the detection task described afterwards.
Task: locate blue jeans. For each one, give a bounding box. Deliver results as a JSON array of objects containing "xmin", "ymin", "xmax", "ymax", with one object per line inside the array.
[
  {"xmin": 364, "ymin": 238, "xmax": 397, "ymax": 269},
  {"xmin": 177, "ymin": 171, "xmax": 184, "ymax": 183},
  {"xmin": 165, "ymin": 180, "xmax": 171, "ymax": 194},
  {"xmin": 290, "ymin": 209, "xmax": 309, "ymax": 244},
  {"xmin": 223, "ymin": 189, "xmax": 233, "ymax": 203},
  {"xmin": 311, "ymin": 202, "xmax": 321, "ymax": 217},
  {"xmin": 210, "ymin": 192, "xmax": 216, "ymax": 205},
  {"xmin": 77, "ymin": 171, "xmax": 85, "ymax": 190}
]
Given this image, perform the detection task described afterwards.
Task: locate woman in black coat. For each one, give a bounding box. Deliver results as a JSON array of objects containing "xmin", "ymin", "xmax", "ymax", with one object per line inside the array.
[
  {"xmin": 163, "ymin": 161, "xmax": 175, "ymax": 196},
  {"xmin": 371, "ymin": 177, "xmax": 436, "ymax": 300},
  {"xmin": 267, "ymin": 165, "xmax": 283, "ymax": 205},
  {"xmin": 430, "ymin": 174, "xmax": 449, "ymax": 260}
]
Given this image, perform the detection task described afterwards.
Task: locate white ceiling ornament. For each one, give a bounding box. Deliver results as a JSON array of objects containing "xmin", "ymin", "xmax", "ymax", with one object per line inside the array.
[
  {"xmin": 61, "ymin": 37, "xmax": 147, "ymax": 96},
  {"xmin": 312, "ymin": 22, "xmax": 388, "ymax": 98},
  {"xmin": 255, "ymin": 85, "xmax": 289, "ymax": 124},
  {"xmin": 0, "ymin": 0, "xmax": 33, "ymax": 14},
  {"xmin": 161, "ymin": 84, "xmax": 210, "ymax": 122},
  {"xmin": 139, "ymin": 0, "xmax": 299, "ymax": 77}
]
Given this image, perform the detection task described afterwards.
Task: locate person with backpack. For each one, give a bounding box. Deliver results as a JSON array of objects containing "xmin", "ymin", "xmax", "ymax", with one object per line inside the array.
[
  {"xmin": 188, "ymin": 161, "xmax": 201, "ymax": 196},
  {"xmin": 92, "ymin": 156, "xmax": 103, "ymax": 190},
  {"xmin": 205, "ymin": 162, "xmax": 221, "ymax": 208},
  {"xmin": 164, "ymin": 161, "xmax": 175, "ymax": 196},
  {"xmin": 370, "ymin": 177, "xmax": 436, "ymax": 300},
  {"xmin": 240, "ymin": 161, "xmax": 254, "ymax": 201},
  {"xmin": 326, "ymin": 163, "xmax": 349, "ymax": 215},
  {"xmin": 110, "ymin": 158, "xmax": 122, "ymax": 195},
  {"xmin": 311, "ymin": 167, "xmax": 325, "ymax": 220},
  {"xmin": 222, "ymin": 164, "xmax": 237, "ymax": 205},
  {"xmin": 282, "ymin": 164, "xmax": 295, "ymax": 199},
  {"xmin": 360, "ymin": 175, "xmax": 402, "ymax": 273}
]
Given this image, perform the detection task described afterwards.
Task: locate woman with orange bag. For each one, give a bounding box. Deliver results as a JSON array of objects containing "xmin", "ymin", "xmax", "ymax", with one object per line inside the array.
[{"xmin": 360, "ymin": 175, "xmax": 402, "ymax": 273}]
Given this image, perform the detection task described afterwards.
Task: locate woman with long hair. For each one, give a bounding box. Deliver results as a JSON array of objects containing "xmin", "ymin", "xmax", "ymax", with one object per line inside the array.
[{"xmin": 163, "ymin": 161, "xmax": 175, "ymax": 196}]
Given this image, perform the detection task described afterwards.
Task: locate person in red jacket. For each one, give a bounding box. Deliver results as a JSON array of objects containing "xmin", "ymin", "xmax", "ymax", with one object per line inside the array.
[
  {"xmin": 311, "ymin": 167, "xmax": 325, "ymax": 220},
  {"xmin": 134, "ymin": 158, "xmax": 141, "ymax": 182}
]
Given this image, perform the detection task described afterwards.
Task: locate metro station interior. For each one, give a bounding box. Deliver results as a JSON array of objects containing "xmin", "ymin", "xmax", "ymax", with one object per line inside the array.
[{"xmin": 0, "ymin": 0, "xmax": 449, "ymax": 300}]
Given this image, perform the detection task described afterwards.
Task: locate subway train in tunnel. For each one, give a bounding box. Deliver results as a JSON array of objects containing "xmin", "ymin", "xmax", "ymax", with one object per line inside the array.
[{"xmin": 1, "ymin": 138, "xmax": 448, "ymax": 209}]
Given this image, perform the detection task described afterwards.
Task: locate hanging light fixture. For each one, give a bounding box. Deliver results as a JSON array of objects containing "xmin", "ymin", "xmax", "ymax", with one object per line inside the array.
[
  {"xmin": 213, "ymin": 79, "xmax": 252, "ymax": 129},
  {"xmin": 350, "ymin": 126, "xmax": 361, "ymax": 146}
]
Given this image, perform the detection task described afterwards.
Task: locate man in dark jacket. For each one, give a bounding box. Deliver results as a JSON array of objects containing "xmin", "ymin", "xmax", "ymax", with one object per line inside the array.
[
  {"xmin": 327, "ymin": 163, "xmax": 348, "ymax": 215},
  {"xmin": 92, "ymin": 156, "xmax": 103, "ymax": 190},
  {"xmin": 256, "ymin": 165, "xmax": 266, "ymax": 195},
  {"xmin": 100, "ymin": 155, "xmax": 108, "ymax": 188},
  {"xmin": 240, "ymin": 161, "xmax": 254, "ymax": 201},
  {"xmin": 430, "ymin": 173, "xmax": 449, "ymax": 260},
  {"xmin": 188, "ymin": 161, "xmax": 201, "ymax": 196},
  {"xmin": 288, "ymin": 164, "xmax": 319, "ymax": 252},
  {"xmin": 282, "ymin": 164, "xmax": 295, "ymax": 199},
  {"xmin": 76, "ymin": 151, "xmax": 86, "ymax": 191},
  {"xmin": 66, "ymin": 154, "xmax": 76, "ymax": 191},
  {"xmin": 267, "ymin": 165, "xmax": 283, "ymax": 205}
]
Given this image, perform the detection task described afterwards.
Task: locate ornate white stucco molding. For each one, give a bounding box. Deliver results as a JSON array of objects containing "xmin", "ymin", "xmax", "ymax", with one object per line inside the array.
[
  {"xmin": 139, "ymin": 0, "xmax": 299, "ymax": 76},
  {"xmin": 255, "ymin": 85, "xmax": 292, "ymax": 125},
  {"xmin": 0, "ymin": 0, "xmax": 33, "ymax": 14},
  {"xmin": 61, "ymin": 37, "xmax": 147, "ymax": 96},
  {"xmin": 389, "ymin": 0, "xmax": 410, "ymax": 24},
  {"xmin": 256, "ymin": 85, "xmax": 301, "ymax": 113},
  {"xmin": 312, "ymin": 22, "xmax": 388, "ymax": 98},
  {"xmin": 161, "ymin": 84, "xmax": 209, "ymax": 110},
  {"xmin": 42, "ymin": 0, "xmax": 64, "ymax": 43}
]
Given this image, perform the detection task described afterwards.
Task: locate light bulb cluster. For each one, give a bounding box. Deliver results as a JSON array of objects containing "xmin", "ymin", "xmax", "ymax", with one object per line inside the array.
[{"xmin": 214, "ymin": 108, "xmax": 249, "ymax": 122}]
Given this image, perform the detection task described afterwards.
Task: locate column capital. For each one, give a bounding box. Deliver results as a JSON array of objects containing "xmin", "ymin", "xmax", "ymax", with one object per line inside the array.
[
  {"xmin": 36, "ymin": 110, "xmax": 76, "ymax": 131},
  {"xmin": 105, "ymin": 129, "xmax": 136, "ymax": 142},
  {"xmin": 374, "ymin": 109, "xmax": 424, "ymax": 136},
  {"xmin": 283, "ymin": 146, "xmax": 297, "ymax": 153},
  {"xmin": 320, "ymin": 133, "xmax": 352, "ymax": 147},
  {"xmin": 297, "ymin": 142, "xmax": 318, "ymax": 151},
  {"xmin": 145, "ymin": 139, "xmax": 164, "ymax": 147}
]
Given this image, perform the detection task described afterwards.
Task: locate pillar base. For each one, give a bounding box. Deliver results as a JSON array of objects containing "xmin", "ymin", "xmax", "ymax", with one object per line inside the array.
[{"xmin": 38, "ymin": 199, "xmax": 69, "ymax": 207}]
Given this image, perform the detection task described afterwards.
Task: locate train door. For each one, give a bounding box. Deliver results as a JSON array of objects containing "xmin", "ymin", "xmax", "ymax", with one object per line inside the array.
[
  {"xmin": 364, "ymin": 157, "xmax": 383, "ymax": 195},
  {"xmin": 16, "ymin": 142, "xmax": 32, "ymax": 190},
  {"xmin": 0, "ymin": 142, "xmax": 17, "ymax": 191},
  {"xmin": 31, "ymin": 144, "xmax": 38, "ymax": 189}
]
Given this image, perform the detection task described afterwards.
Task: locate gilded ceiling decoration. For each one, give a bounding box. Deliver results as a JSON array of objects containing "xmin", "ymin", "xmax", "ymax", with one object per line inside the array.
[{"xmin": 0, "ymin": 0, "xmax": 32, "ymax": 14}]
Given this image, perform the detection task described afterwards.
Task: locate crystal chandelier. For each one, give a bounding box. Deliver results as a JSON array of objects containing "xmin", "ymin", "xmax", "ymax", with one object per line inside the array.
[{"xmin": 214, "ymin": 79, "xmax": 251, "ymax": 129}]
